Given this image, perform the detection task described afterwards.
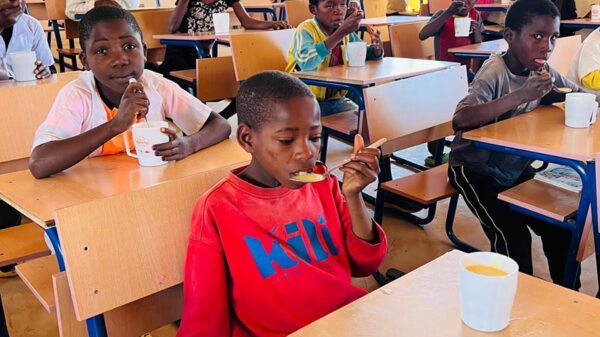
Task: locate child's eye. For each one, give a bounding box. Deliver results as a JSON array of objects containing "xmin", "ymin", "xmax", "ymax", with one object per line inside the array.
[
  {"xmin": 124, "ymin": 43, "xmax": 137, "ymax": 50},
  {"xmin": 95, "ymin": 48, "xmax": 107, "ymax": 55},
  {"xmin": 310, "ymin": 136, "xmax": 321, "ymax": 142},
  {"xmin": 278, "ymin": 139, "xmax": 294, "ymax": 145},
  {"xmin": 532, "ymin": 34, "xmax": 543, "ymax": 40}
]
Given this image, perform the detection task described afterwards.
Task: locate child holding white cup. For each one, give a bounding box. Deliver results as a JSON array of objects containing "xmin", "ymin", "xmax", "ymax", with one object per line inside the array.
[
  {"xmin": 29, "ymin": 6, "xmax": 231, "ymax": 178},
  {"xmin": 0, "ymin": 0, "xmax": 55, "ymax": 81}
]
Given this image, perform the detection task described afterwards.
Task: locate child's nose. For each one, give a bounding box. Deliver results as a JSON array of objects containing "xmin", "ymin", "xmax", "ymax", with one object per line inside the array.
[
  {"xmin": 296, "ymin": 140, "xmax": 315, "ymax": 160},
  {"xmin": 110, "ymin": 50, "xmax": 129, "ymax": 67}
]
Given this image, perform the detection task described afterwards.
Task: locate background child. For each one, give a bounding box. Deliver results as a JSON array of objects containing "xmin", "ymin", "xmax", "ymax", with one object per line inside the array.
[
  {"xmin": 29, "ymin": 6, "xmax": 231, "ymax": 179},
  {"xmin": 0, "ymin": 0, "xmax": 54, "ymax": 252},
  {"xmin": 286, "ymin": 0, "xmax": 383, "ymax": 116},
  {"xmin": 568, "ymin": 27, "xmax": 600, "ymax": 95},
  {"xmin": 419, "ymin": 0, "xmax": 483, "ymax": 69},
  {"xmin": 419, "ymin": 0, "xmax": 483, "ymax": 166},
  {"xmin": 0, "ymin": 0, "xmax": 55, "ymax": 81},
  {"xmin": 448, "ymin": 0, "xmax": 590, "ymax": 287},
  {"xmin": 160, "ymin": 0, "xmax": 290, "ymax": 78},
  {"xmin": 177, "ymin": 71, "xmax": 387, "ymax": 336}
]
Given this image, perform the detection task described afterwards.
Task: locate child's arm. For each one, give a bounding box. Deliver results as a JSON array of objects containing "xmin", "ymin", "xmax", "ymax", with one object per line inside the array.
[
  {"xmin": 419, "ymin": 2, "xmax": 463, "ymax": 40},
  {"xmin": 453, "ymin": 72, "xmax": 553, "ymax": 131},
  {"xmin": 323, "ymin": 8, "xmax": 363, "ymax": 51},
  {"xmin": 470, "ymin": 15, "xmax": 483, "ymax": 44},
  {"xmin": 177, "ymin": 202, "xmax": 230, "ymax": 337},
  {"xmin": 232, "ymin": 2, "xmax": 290, "ymax": 30},
  {"xmin": 153, "ymin": 111, "xmax": 231, "ymax": 161},
  {"xmin": 168, "ymin": 0, "xmax": 190, "ymax": 33},
  {"xmin": 339, "ymin": 136, "xmax": 381, "ymax": 242},
  {"xmin": 29, "ymin": 82, "xmax": 148, "ymax": 178}
]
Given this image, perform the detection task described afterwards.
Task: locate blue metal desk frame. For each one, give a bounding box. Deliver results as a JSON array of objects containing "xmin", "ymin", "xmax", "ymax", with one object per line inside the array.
[
  {"xmin": 474, "ymin": 6, "xmax": 508, "ymax": 12},
  {"xmin": 45, "ymin": 226, "xmax": 109, "ymax": 337},
  {"xmin": 471, "ymin": 141, "xmax": 598, "ymax": 295}
]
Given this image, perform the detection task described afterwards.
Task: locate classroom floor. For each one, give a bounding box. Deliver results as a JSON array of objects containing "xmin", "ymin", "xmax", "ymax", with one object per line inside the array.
[{"xmin": 1, "ymin": 113, "xmax": 597, "ymax": 336}]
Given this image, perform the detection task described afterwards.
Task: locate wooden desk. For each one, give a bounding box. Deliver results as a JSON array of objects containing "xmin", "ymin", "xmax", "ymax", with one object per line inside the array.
[
  {"xmin": 360, "ymin": 15, "xmax": 430, "ymax": 27},
  {"xmin": 154, "ymin": 29, "xmax": 262, "ymax": 58},
  {"xmin": 291, "ymin": 57, "xmax": 457, "ymax": 86},
  {"xmin": 463, "ymin": 106, "xmax": 599, "ymax": 162},
  {"xmin": 448, "ymin": 39, "xmax": 508, "ymax": 59},
  {"xmin": 561, "ymin": 18, "xmax": 600, "ymax": 29},
  {"xmin": 474, "ymin": 3, "xmax": 511, "ymax": 12},
  {"xmin": 291, "ymin": 250, "xmax": 600, "ymax": 336},
  {"xmin": 0, "ymin": 139, "xmax": 250, "ymax": 228},
  {"xmin": 463, "ymin": 106, "xmax": 599, "ymax": 291}
]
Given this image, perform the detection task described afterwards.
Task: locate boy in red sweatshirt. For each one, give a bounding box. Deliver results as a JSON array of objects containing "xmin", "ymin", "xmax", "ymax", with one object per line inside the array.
[{"xmin": 177, "ymin": 70, "xmax": 387, "ymax": 337}]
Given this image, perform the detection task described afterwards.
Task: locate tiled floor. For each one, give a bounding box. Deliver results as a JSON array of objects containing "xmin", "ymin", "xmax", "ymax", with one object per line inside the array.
[{"xmin": 2, "ymin": 99, "xmax": 598, "ymax": 335}]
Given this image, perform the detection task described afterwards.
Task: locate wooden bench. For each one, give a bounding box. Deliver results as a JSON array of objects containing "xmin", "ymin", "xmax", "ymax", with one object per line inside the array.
[
  {"xmin": 362, "ymin": 65, "xmax": 476, "ymax": 252},
  {"xmin": 389, "ymin": 21, "xmax": 434, "ymax": 59},
  {"xmin": 483, "ymin": 24, "xmax": 503, "ymax": 35},
  {"xmin": 14, "ymin": 255, "xmax": 58, "ymax": 313},
  {"xmin": 196, "ymin": 56, "xmax": 239, "ymax": 102},
  {"xmin": 498, "ymin": 179, "xmax": 580, "ymax": 222},
  {"xmin": 0, "ymin": 223, "xmax": 50, "ymax": 268},
  {"xmin": 284, "ymin": 0, "xmax": 311, "ymax": 27},
  {"xmin": 52, "ymin": 168, "xmax": 243, "ymax": 335},
  {"xmin": 229, "ymin": 29, "xmax": 295, "ymax": 82}
]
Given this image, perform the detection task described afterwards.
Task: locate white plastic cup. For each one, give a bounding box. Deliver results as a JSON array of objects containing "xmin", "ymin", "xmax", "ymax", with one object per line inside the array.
[
  {"xmin": 454, "ymin": 17, "xmax": 472, "ymax": 37},
  {"xmin": 124, "ymin": 121, "xmax": 169, "ymax": 167},
  {"xmin": 8, "ymin": 51, "xmax": 37, "ymax": 82},
  {"xmin": 459, "ymin": 252, "xmax": 519, "ymax": 332},
  {"xmin": 346, "ymin": 41, "xmax": 367, "ymax": 67},
  {"xmin": 213, "ymin": 12, "xmax": 230, "ymax": 34},
  {"xmin": 565, "ymin": 92, "xmax": 598, "ymax": 128},
  {"xmin": 592, "ymin": 5, "xmax": 600, "ymax": 21}
]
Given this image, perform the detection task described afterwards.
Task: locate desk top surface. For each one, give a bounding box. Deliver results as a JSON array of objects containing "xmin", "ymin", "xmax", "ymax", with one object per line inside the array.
[
  {"xmin": 359, "ymin": 15, "xmax": 430, "ymax": 26},
  {"xmin": 153, "ymin": 29, "xmax": 263, "ymax": 41},
  {"xmin": 292, "ymin": 57, "xmax": 458, "ymax": 86},
  {"xmin": 291, "ymin": 250, "xmax": 600, "ymax": 337},
  {"xmin": 561, "ymin": 18, "xmax": 600, "ymax": 27},
  {"xmin": 0, "ymin": 72, "xmax": 80, "ymax": 90},
  {"xmin": 448, "ymin": 39, "xmax": 507, "ymax": 55},
  {"xmin": 0, "ymin": 139, "xmax": 250, "ymax": 227},
  {"xmin": 464, "ymin": 106, "xmax": 600, "ymax": 162}
]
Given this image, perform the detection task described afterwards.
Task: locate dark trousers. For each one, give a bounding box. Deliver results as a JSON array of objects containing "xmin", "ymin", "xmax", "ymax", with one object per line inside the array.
[{"xmin": 448, "ymin": 165, "xmax": 580, "ymax": 287}]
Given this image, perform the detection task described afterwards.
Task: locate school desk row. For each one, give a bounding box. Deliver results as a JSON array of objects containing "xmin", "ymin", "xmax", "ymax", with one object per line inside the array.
[{"xmin": 1, "ymin": 54, "xmax": 600, "ymax": 335}]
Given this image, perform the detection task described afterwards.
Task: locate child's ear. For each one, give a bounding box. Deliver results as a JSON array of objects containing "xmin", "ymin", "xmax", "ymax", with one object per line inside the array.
[
  {"xmin": 143, "ymin": 42, "xmax": 148, "ymax": 61},
  {"xmin": 237, "ymin": 123, "xmax": 255, "ymax": 153},
  {"xmin": 309, "ymin": 4, "xmax": 317, "ymax": 15},
  {"xmin": 503, "ymin": 27, "xmax": 514, "ymax": 44},
  {"xmin": 79, "ymin": 51, "xmax": 89, "ymax": 71}
]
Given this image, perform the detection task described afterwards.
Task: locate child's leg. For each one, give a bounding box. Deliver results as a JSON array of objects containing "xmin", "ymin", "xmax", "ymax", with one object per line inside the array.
[
  {"xmin": 528, "ymin": 218, "xmax": 581, "ymax": 288},
  {"xmin": 0, "ymin": 201, "xmax": 20, "ymax": 229},
  {"xmin": 448, "ymin": 165, "xmax": 535, "ymax": 274},
  {"xmin": 318, "ymin": 98, "xmax": 358, "ymax": 117}
]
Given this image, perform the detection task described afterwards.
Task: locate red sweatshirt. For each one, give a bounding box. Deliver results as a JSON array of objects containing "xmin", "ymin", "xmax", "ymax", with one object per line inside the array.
[{"xmin": 177, "ymin": 165, "xmax": 387, "ymax": 337}]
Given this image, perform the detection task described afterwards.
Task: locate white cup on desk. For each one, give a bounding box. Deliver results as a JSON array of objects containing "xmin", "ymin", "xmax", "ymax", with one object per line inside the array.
[
  {"xmin": 565, "ymin": 92, "xmax": 598, "ymax": 128},
  {"xmin": 454, "ymin": 17, "xmax": 471, "ymax": 37},
  {"xmin": 124, "ymin": 121, "xmax": 169, "ymax": 167},
  {"xmin": 213, "ymin": 12, "xmax": 230, "ymax": 34},
  {"xmin": 459, "ymin": 252, "xmax": 518, "ymax": 332},
  {"xmin": 346, "ymin": 41, "xmax": 367, "ymax": 67},
  {"xmin": 8, "ymin": 51, "xmax": 37, "ymax": 82},
  {"xmin": 592, "ymin": 5, "xmax": 600, "ymax": 21}
]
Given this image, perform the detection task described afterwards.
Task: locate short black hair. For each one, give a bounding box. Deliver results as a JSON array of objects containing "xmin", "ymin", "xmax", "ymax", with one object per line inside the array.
[
  {"xmin": 236, "ymin": 70, "xmax": 315, "ymax": 129},
  {"xmin": 505, "ymin": 0, "xmax": 560, "ymax": 32},
  {"xmin": 78, "ymin": 6, "xmax": 143, "ymax": 51},
  {"xmin": 309, "ymin": 0, "xmax": 349, "ymax": 7}
]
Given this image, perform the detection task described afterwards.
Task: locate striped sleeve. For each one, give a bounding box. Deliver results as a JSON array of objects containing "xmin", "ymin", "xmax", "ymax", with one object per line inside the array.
[{"xmin": 292, "ymin": 28, "xmax": 330, "ymax": 71}]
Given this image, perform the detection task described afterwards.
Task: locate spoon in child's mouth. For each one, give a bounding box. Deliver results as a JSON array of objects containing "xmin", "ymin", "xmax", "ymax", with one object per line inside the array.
[
  {"xmin": 129, "ymin": 77, "xmax": 151, "ymax": 127},
  {"xmin": 291, "ymin": 138, "xmax": 387, "ymax": 183},
  {"xmin": 534, "ymin": 59, "xmax": 572, "ymax": 94}
]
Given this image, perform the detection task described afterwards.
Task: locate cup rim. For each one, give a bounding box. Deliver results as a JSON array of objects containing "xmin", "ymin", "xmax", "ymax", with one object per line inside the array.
[
  {"xmin": 132, "ymin": 121, "xmax": 168, "ymax": 129},
  {"xmin": 566, "ymin": 92, "xmax": 596, "ymax": 99},
  {"xmin": 459, "ymin": 252, "xmax": 519, "ymax": 278}
]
